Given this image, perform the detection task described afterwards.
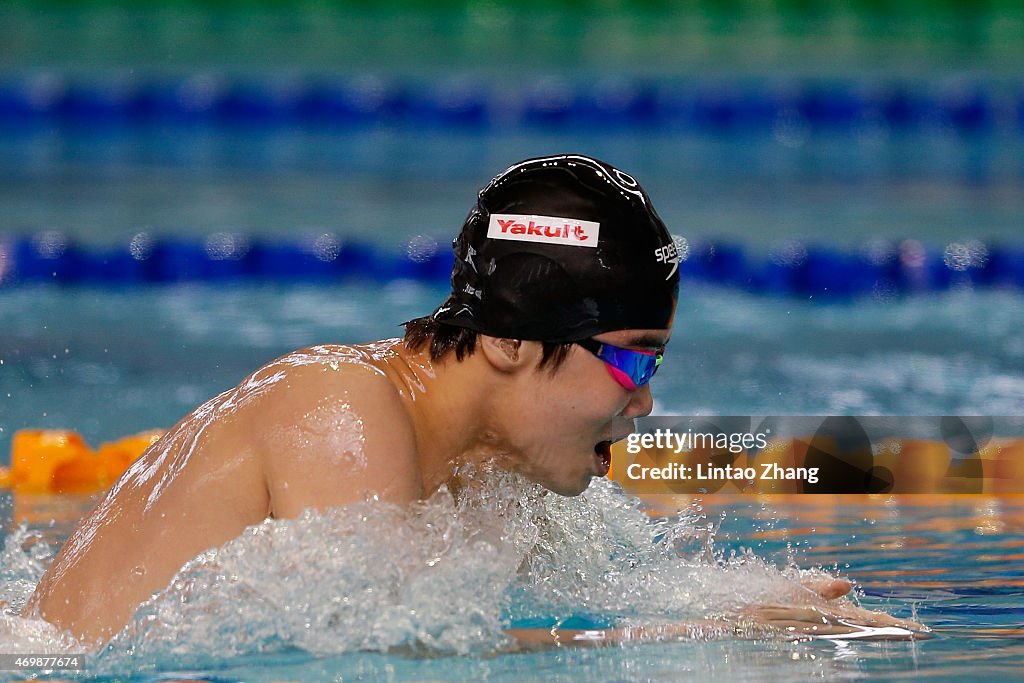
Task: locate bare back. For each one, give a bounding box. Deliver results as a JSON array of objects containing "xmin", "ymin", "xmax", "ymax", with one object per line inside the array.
[{"xmin": 25, "ymin": 341, "xmax": 422, "ymax": 644}]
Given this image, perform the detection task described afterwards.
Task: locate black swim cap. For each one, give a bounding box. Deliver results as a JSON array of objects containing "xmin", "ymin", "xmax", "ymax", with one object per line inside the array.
[{"xmin": 431, "ymin": 154, "xmax": 679, "ymax": 342}]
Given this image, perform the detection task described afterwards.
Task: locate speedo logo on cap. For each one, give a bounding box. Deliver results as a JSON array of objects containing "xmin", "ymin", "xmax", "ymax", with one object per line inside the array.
[
  {"xmin": 487, "ymin": 214, "xmax": 599, "ymax": 248},
  {"xmin": 654, "ymin": 240, "xmax": 681, "ymax": 279}
]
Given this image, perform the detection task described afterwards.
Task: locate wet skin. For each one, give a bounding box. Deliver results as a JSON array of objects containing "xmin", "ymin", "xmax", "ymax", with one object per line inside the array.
[{"xmin": 24, "ymin": 330, "xmax": 663, "ymax": 645}]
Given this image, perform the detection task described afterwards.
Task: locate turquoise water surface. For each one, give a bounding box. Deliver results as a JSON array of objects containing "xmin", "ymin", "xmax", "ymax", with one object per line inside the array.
[
  {"xmin": 1, "ymin": 282, "xmax": 1022, "ymax": 681},
  {"xmin": 1, "ymin": 118, "xmax": 1023, "ymax": 680}
]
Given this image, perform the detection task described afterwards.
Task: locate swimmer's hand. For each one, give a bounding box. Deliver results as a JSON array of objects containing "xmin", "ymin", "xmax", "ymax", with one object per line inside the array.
[
  {"xmin": 736, "ymin": 602, "xmax": 929, "ymax": 640},
  {"xmin": 737, "ymin": 576, "xmax": 930, "ymax": 640}
]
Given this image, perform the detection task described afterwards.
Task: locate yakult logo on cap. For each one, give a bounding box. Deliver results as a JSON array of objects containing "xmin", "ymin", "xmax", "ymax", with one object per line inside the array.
[{"xmin": 487, "ymin": 213, "xmax": 599, "ymax": 248}]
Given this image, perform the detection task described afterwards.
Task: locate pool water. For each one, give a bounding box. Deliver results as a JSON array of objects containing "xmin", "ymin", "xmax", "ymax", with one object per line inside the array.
[
  {"xmin": 1, "ymin": 282, "xmax": 1022, "ymax": 450},
  {"xmin": 1, "ymin": 109, "xmax": 1022, "ymax": 680},
  {"xmin": 1, "ymin": 485, "xmax": 1021, "ymax": 681},
  {"xmin": 3, "ymin": 128, "xmax": 1023, "ymax": 251},
  {"xmin": 1, "ymin": 282, "xmax": 1023, "ymax": 681}
]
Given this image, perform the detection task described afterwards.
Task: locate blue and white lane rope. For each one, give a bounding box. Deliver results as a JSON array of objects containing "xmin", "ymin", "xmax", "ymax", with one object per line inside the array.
[
  {"xmin": 0, "ymin": 75, "xmax": 1021, "ymax": 133},
  {"xmin": 1, "ymin": 232, "xmax": 1021, "ymax": 299}
]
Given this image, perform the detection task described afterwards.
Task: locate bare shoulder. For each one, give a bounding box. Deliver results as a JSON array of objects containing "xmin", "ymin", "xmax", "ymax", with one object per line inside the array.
[
  {"xmin": 246, "ymin": 343, "xmax": 422, "ymax": 518},
  {"xmin": 258, "ymin": 343, "xmax": 412, "ymax": 423}
]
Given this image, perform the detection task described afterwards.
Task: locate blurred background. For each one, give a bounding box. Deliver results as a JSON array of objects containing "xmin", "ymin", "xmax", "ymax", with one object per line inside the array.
[
  {"xmin": 1, "ymin": 1, "xmax": 1023, "ymax": 451},
  {"xmin": 3, "ymin": 0, "xmax": 1023, "ymax": 248}
]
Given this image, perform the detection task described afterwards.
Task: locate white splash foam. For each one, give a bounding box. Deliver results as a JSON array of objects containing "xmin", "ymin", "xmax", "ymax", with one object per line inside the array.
[
  {"xmin": 1, "ymin": 472, "xmax": 876, "ymax": 672},
  {"xmin": 0, "ymin": 526, "xmax": 52, "ymax": 613}
]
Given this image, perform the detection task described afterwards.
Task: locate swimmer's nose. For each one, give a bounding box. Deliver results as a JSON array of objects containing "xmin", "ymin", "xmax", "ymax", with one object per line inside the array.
[{"xmin": 621, "ymin": 383, "xmax": 654, "ymax": 418}]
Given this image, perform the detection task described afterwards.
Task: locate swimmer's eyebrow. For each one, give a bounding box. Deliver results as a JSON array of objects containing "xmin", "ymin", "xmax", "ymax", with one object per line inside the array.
[{"xmin": 621, "ymin": 333, "xmax": 670, "ymax": 348}]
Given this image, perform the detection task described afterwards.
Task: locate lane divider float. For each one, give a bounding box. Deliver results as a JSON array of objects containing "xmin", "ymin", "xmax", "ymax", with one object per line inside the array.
[
  {"xmin": 5, "ymin": 428, "xmax": 1022, "ymax": 496},
  {"xmin": 1, "ymin": 232, "xmax": 1021, "ymax": 299},
  {"xmin": 1, "ymin": 429, "xmax": 165, "ymax": 494},
  {"xmin": 0, "ymin": 75, "xmax": 1021, "ymax": 133}
]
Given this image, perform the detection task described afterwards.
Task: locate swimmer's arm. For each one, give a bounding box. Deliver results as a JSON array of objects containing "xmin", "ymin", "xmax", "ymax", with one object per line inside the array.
[
  {"xmin": 504, "ymin": 604, "xmax": 930, "ymax": 650},
  {"xmin": 504, "ymin": 623, "xmax": 722, "ymax": 650}
]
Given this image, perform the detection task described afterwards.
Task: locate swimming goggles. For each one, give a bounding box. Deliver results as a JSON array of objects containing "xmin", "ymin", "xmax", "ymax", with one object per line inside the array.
[{"xmin": 574, "ymin": 338, "xmax": 664, "ymax": 391}]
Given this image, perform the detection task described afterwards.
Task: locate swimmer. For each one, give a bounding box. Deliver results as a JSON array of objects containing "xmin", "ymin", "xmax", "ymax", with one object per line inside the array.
[{"xmin": 22, "ymin": 154, "xmax": 926, "ymax": 647}]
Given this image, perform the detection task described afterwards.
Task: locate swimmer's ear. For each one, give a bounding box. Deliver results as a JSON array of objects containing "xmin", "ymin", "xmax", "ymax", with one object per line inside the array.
[{"xmin": 478, "ymin": 336, "xmax": 534, "ymax": 373}]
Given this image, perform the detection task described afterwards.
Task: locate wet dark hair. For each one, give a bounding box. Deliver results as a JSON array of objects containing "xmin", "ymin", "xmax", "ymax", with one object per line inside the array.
[{"xmin": 403, "ymin": 317, "xmax": 573, "ymax": 370}]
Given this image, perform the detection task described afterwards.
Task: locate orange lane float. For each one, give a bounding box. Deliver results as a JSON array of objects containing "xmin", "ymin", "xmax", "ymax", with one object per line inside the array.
[
  {"xmin": 4, "ymin": 430, "xmax": 1024, "ymax": 497},
  {"xmin": 1, "ymin": 429, "xmax": 165, "ymax": 494}
]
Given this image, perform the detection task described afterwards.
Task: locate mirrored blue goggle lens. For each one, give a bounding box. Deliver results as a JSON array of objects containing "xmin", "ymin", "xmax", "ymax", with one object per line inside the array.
[{"xmin": 596, "ymin": 345, "xmax": 663, "ymax": 389}]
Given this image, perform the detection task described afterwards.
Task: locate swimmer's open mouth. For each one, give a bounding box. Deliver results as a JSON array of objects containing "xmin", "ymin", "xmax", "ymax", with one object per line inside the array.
[{"xmin": 594, "ymin": 440, "xmax": 613, "ymax": 477}]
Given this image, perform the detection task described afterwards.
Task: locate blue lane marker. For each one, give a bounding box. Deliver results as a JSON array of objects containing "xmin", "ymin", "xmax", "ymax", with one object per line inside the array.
[
  {"xmin": 1, "ymin": 75, "xmax": 1021, "ymax": 133},
  {"xmin": 1, "ymin": 232, "xmax": 1019, "ymax": 299}
]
